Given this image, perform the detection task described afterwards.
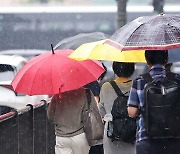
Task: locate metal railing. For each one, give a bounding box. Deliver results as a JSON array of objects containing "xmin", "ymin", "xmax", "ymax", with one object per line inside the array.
[{"xmin": 0, "ymin": 100, "xmax": 55, "ymax": 154}]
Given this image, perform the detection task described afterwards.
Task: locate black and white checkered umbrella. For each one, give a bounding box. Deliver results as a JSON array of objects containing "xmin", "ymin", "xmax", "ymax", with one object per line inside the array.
[{"xmin": 108, "ymin": 14, "xmax": 180, "ymax": 51}]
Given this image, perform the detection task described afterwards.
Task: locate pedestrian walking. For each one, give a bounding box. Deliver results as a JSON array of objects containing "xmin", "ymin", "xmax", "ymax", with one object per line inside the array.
[
  {"xmin": 84, "ymin": 64, "xmax": 108, "ymax": 154},
  {"xmin": 99, "ymin": 62, "xmax": 136, "ymax": 154},
  {"xmin": 127, "ymin": 50, "xmax": 180, "ymax": 154},
  {"xmin": 47, "ymin": 88, "xmax": 92, "ymax": 154},
  {"xmin": 84, "ymin": 80, "xmax": 104, "ymax": 154}
]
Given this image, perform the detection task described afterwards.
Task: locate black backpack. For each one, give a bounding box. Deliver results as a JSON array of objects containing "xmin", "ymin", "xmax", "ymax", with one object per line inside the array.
[
  {"xmin": 107, "ymin": 81, "xmax": 136, "ymax": 143},
  {"xmin": 142, "ymin": 72, "xmax": 180, "ymax": 139}
]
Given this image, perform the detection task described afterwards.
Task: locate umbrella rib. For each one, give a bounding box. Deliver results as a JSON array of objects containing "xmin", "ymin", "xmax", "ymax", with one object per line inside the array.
[
  {"xmin": 55, "ymin": 53, "xmax": 77, "ymax": 93},
  {"xmin": 52, "ymin": 56, "xmax": 64, "ymax": 94},
  {"xmin": 57, "ymin": 54, "xmax": 77, "ymax": 91},
  {"xmin": 14, "ymin": 57, "xmax": 48, "ymax": 95},
  {"xmin": 29, "ymin": 58, "xmax": 49, "ymax": 95},
  {"xmin": 84, "ymin": 45, "xmax": 99, "ymax": 60},
  {"xmin": 50, "ymin": 57, "xmax": 61, "ymax": 94},
  {"xmin": 124, "ymin": 22, "xmax": 147, "ymax": 47},
  {"xmin": 74, "ymin": 61, "xmax": 98, "ymax": 85},
  {"xmin": 56, "ymin": 56, "xmax": 95, "ymax": 92}
]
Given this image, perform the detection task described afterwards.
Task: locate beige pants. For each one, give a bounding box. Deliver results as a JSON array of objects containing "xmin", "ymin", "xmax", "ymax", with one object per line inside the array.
[{"xmin": 55, "ymin": 133, "xmax": 90, "ymax": 154}]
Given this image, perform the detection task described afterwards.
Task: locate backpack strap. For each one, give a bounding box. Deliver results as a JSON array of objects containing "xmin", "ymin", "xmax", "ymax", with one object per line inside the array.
[
  {"xmin": 109, "ymin": 81, "xmax": 124, "ymax": 97},
  {"xmin": 85, "ymin": 89, "xmax": 91, "ymax": 108},
  {"xmin": 142, "ymin": 73, "xmax": 153, "ymax": 83}
]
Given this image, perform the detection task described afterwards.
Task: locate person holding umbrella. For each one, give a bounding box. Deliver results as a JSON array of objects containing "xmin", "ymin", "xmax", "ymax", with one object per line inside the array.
[
  {"xmin": 47, "ymin": 87, "xmax": 97, "ymax": 154},
  {"xmin": 127, "ymin": 50, "xmax": 180, "ymax": 154},
  {"xmin": 11, "ymin": 48, "xmax": 106, "ymax": 154}
]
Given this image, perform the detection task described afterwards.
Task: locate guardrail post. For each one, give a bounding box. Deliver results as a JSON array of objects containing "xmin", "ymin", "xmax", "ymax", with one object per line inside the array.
[
  {"xmin": 18, "ymin": 104, "xmax": 34, "ymax": 154},
  {"xmin": 33, "ymin": 100, "xmax": 47, "ymax": 154},
  {"xmin": 46, "ymin": 101, "xmax": 55, "ymax": 154}
]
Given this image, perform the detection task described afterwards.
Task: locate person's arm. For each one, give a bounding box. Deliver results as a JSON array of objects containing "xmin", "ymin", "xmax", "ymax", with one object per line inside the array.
[
  {"xmin": 47, "ymin": 95, "xmax": 58, "ymax": 123},
  {"xmin": 94, "ymin": 96, "xmax": 100, "ymax": 104},
  {"xmin": 84, "ymin": 81, "xmax": 100, "ymax": 105},
  {"xmin": 127, "ymin": 79, "xmax": 139, "ymax": 118},
  {"xmin": 128, "ymin": 107, "xmax": 139, "ymax": 118}
]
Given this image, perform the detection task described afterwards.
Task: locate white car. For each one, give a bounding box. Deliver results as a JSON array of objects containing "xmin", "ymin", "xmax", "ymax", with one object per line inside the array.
[
  {"xmin": 0, "ymin": 55, "xmax": 48, "ymax": 110},
  {"xmin": 0, "ymin": 49, "xmax": 48, "ymax": 60}
]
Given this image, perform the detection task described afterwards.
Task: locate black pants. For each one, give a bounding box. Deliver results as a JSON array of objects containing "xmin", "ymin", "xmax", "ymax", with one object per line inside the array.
[
  {"xmin": 136, "ymin": 139, "xmax": 180, "ymax": 154},
  {"xmin": 89, "ymin": 144, "xmax": 104, "ymax": 154}
]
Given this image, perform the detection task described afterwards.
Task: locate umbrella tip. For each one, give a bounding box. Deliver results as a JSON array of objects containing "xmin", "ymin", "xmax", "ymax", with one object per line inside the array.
[
  {"xmin": 160, "ymin": 13, "xmax": 164, "ymax": 16},
  {"xmin": 51, "ymin": 44, "xmax": 55, "ymax": 54}
]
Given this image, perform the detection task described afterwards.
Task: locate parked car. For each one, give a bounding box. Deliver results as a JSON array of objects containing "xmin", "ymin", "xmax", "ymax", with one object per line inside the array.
[{"xmin": 0, "ymin": 55, "xmax": 48, "ymax": 110}]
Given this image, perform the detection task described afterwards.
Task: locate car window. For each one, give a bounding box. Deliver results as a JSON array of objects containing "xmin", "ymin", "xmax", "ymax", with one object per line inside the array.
[{"xmin": 0, "ymin": 64, "xmax": 15, "ymax": 81}]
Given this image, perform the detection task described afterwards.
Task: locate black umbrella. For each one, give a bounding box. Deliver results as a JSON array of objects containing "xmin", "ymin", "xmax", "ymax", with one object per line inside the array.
[
  {"xmin": 54, "ymin": 32, "xmax": 109, "ymax": 50},
  {"xmin": 109, "ymin": 13, "xmax": 180, "ymax": 51}
]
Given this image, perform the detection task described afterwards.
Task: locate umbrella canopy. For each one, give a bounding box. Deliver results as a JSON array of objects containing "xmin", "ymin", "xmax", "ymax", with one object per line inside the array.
[
  {"xmin": 54, "ymin": 32, "xmax": 108, "ymax": 50},
  {"xmin": 12, "ymin": 49, "xmax": 105, "ymax": 95},
  {"xmin": 69, "ymin": 40, "xmax": 145, "ymax": 62},
  {"xmin": 107, "ymin": 13, "xmax": 180, "ymax": 51},
  {"xmin": 69, "ymin": 40, "xmax": 180, "ymax": 63}
]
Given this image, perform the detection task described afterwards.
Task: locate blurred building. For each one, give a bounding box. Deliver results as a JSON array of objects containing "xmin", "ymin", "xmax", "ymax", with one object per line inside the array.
[
  {"xmin": 0, "ymin": 0, "xmax": 20, "ymax": 5},
  {"xmin": 0, "ymin": 0, "xmax": 179, "ymax": 6}
]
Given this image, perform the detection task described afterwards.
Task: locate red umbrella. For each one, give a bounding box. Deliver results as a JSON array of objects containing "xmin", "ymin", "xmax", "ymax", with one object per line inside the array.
[{"xmin": 12, "ymin": 49, "xmax": 105, "ymax": 95}]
